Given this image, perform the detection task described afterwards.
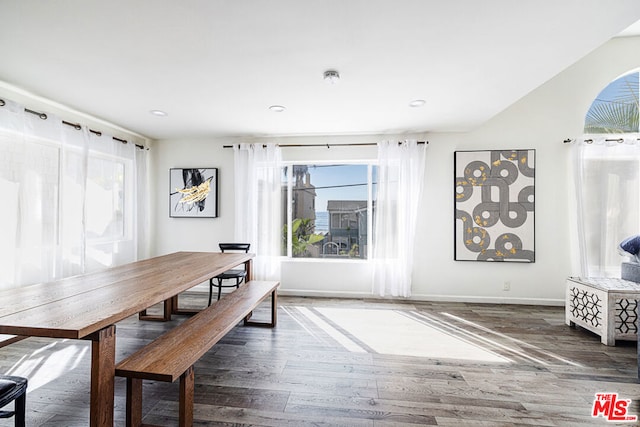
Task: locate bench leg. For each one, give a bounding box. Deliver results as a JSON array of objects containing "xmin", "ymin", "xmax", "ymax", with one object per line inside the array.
[
  {"xmin": 244, "ymin": 290, "xmax": 277, "ymax": 328},
  {"xmin": 125, "ymin": 378, "xmax": 143, "ymax": 427},
  {"xmin": 179, "ymin": 366, "xmax": 194, "ymax": 427}
]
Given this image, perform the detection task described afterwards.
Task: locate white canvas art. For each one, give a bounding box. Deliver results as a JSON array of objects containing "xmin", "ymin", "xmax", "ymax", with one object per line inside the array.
[
  {"xmin": 454, "ymin": 150, "xmax": 535, "ymax": 262},
  {"xmin": 169, "ymin": 168, "xmax": 218, "ymax": 218}
]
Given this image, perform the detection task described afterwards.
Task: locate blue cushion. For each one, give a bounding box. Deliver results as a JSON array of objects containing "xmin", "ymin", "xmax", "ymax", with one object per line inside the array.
[{"xmin": 619, "ymin": 235, "xmax": 640, "ymax": 258}]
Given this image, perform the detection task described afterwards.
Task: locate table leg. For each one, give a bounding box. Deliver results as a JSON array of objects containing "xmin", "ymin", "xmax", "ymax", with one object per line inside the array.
[
  {"xmin": 245, "ymin": 259, "xmax": 253, "ymax": 281},
  {"xmin": 87, "ymin": 325, "xmax": 116, "ymax": 427},
  {"xmin": 139, "ymin": 298, "xmax": 173, "ymax": 321}
]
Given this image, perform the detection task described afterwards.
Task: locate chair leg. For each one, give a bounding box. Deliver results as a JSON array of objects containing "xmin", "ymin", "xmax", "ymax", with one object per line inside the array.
[
  {"xmin": 217, "ymin": 278, "xmax": 223, "ymax": 300},
  {"xmin": 208, "ymin": 279, "xmax": 214, "ymax": 307},
  {"xmin": 14, "ymin": 392, "xmax": 26, "ymax": 427}
]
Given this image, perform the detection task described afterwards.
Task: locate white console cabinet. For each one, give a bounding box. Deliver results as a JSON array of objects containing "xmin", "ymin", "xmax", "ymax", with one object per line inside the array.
[{"xmin": 566, "ymin": 277, "xmax": 640, "ymax": 346}]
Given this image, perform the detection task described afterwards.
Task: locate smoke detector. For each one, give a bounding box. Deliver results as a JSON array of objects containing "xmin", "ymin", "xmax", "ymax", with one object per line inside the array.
[{"xmin": 323, "ymin": 70, "xmax": 340, "ymax": 84}]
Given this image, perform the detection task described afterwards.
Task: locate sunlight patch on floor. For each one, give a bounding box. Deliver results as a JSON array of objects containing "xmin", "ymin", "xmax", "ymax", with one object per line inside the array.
[
  {"xmin": 440, "ymin": 312, "xmax": 584, "ymax": 367},
  {"xmin": 5, "ymin": 339, "xmax": 89, "ymax": 391},
  {"xmin": 310, "ymin": 307, "xmax": 510, "ymax": 362},
  {"xmin": 295, "ymin": 307, "xmax": 368, "ymax": 353}
]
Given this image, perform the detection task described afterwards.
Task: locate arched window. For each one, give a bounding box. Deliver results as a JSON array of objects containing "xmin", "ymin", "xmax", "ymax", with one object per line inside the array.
[
  {"xmin": 584, "ymin": 71, "xmax": 639, "ymax": 133},
  {"xmin": 574, "ymin": 70, "xmax": 640, "ymax": 278}
]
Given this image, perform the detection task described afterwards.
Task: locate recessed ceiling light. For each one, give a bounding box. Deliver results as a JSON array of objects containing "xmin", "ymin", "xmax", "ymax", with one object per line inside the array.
[
  {"xmin": 409, "ymin": 99, "xmax": 425, "ymax": 108},
  {"xmin": 323, "ymin": 70, "xmax": 340, "ymax": 84},
  {"xmin": 150, "ymin": 109, "xmax": 168, "ymax": 117},
  {"xmin": 269, "ymin": 105, "xmax": 286, "ymax": 113}
]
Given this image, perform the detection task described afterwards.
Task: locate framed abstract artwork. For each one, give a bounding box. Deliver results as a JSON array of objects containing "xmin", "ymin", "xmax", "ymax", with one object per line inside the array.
[
  {"xmin": 169, "ymin": 168, "xmax": 218, "ymax": 218},
  {"xmin": 454, "ymin": 150, "xmax": 535, "ymax": 262}
]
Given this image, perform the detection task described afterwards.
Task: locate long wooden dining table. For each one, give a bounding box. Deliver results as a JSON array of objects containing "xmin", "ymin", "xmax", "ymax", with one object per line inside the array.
[{"xmin": 0, "ymin": 251, "xmax": 253, "ymax": 426}]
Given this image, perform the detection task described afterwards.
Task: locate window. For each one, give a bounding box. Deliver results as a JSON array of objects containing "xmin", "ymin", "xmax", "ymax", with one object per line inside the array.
[
  {"xmin": 581, "ymin": 157, "xmax": 640, "ymax": 276},
  {"xmin": 575, "ymin": 69, "xmax": 640, "ymax": 277},
  {"xmin": 585, "ymin": 71, "xmax": 639, "ymax": 133},
  {"xmin": 281, "ymin": 163, "xmax": 377, "ymax": 259},
  {"xmin": 86, "ymin": 155, "xmax": 129, "ymax": 242}
]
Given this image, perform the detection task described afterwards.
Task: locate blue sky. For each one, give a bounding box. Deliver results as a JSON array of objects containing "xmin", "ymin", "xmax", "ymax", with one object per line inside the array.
[
  {"xmin": 594, "ymin": 71, "xmax": 638, "ymax": 104},
  {"xmin": 305, "ymin": 164, "xmax": 370, "ymax": 211}
]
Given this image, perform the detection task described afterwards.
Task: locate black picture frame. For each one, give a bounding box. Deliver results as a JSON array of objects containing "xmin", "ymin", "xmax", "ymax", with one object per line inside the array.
[
  {"xmin": 169, "ymin": 168, "xmax": 218, "ymax": 218},
  {"xmin": 454, "ymin": 150, "xmax": 535, "ymax": 262}
]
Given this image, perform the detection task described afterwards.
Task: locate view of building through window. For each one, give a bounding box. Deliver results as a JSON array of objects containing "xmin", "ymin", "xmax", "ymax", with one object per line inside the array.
[
  {"xmin": 584, "ymin": 71, "xmax": 639, "ymax": 133},
  {"xmin": 281, "ymin": 163, "xmax": 376, "ymax": 259}
]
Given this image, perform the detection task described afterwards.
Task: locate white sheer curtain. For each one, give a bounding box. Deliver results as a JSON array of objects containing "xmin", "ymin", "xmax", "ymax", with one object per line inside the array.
[
  {"xmin": 135, "ymin": 147, "xmax": 151, "ymax": 261},
  {"xmin": 233, "ymin": 143, "xmax": 282, "ymax": 281},
  {"xmin": 571, "ymin": 136, "xmax": 640, "ymax": 277},
  {"xmin": 0, "ymin": 97, "xmax": 149, "ymax": 289},
  {"xmin": 373, "ymin": 139, "xmax": 426, "ymax": 297}
]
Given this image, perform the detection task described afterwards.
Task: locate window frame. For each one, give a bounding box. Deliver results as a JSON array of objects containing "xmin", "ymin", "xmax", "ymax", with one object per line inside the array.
[
  {"xmin": 281, "ymin": 160, "xmax": 377, "ymax": 261},
  {"xmin": 84, "ymin": 151, "xmax": 134, "ymax": 245}
]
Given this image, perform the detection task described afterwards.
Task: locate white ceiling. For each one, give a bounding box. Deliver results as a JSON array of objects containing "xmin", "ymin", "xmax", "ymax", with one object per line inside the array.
[{"xmin": 1, "ymin": 1, "xmax": 640, "ymax": 140}]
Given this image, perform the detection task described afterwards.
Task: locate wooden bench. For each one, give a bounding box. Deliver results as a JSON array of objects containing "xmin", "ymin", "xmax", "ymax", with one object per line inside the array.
[{"xmin": 115, "ymin": 280, "xmax": 279, "ymax": 427}]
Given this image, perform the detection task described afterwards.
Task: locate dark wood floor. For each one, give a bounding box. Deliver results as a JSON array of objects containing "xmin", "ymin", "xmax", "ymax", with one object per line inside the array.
[{"xmin": 0, "ymin": 293, "xmax": 638, "ymax": 426}]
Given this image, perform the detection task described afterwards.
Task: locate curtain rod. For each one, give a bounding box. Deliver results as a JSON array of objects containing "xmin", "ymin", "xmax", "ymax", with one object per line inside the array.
[
  {"xmin": 222, "ymin": 141, "xmax": 427, "ymax": 149},
  {"xmin": 564, "ymin": 137, "xmax": 640, "ymax": 144},
  {"xmin": 0, "ymin": 97, "xmax": 148, "ymax": 150}
]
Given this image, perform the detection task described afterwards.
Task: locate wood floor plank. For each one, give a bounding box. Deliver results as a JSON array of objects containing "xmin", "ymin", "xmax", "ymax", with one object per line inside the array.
[{"xmin": 0, "ymin": 293, "xmax": 637, "ymax": 426}]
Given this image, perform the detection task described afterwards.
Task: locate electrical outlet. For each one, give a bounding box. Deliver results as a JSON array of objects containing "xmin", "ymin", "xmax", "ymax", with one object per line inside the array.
[{"xmin": 503, "ymin": 281, "xmax": 511, "ymax": 291}]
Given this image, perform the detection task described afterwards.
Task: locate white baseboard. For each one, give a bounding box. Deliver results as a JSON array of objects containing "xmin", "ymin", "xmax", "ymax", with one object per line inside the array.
[{"xmin": 277, "ymin": 289, "xmax": 564, "ymax": 306}]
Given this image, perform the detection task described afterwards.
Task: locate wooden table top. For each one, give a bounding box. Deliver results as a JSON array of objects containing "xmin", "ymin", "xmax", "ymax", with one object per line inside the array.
[{"xmin": 0, "ymin": 251, "xmax": 253, "ymax": 339}]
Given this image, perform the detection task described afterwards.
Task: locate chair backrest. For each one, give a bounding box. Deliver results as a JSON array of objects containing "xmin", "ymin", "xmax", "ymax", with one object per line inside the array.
[{"xmin": 219, "ymin": 243, "xmax": 250, "ymax": 253}]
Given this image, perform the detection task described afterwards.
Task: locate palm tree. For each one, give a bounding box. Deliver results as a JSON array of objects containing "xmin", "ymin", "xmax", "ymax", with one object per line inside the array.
[
  {"xmin": 282, "ymin": 218, "xmax": 325, "ymax": 257},
  {"xmin": 585, "ymin": 72, "xmax": 639, "ymax": 133}
]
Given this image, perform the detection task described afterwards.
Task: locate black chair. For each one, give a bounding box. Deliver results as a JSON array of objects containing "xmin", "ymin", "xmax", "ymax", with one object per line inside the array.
[
  {"xmin": 0, "ymin": 375, "xmax": 27, "ymax": 427},
  {"xmin": 209, "ymin": 243, "xmax": 250, "ymax": 306}
]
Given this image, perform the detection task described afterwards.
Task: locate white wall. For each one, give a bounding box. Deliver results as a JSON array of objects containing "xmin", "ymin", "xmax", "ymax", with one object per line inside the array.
[
  {"xmin": 3, "ymin": 34, "xmax": 638, "ymax": 305},
  {"xmin": 151, "ymin": 138, "xmax": 237, "ymax": 252},
  {"xmin": 150, "ymin": 37, "xmax": 640, "ymax": 305}
]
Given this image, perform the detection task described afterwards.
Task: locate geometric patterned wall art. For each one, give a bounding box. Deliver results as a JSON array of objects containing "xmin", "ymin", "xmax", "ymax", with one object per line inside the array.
[{"xmin": 454, "ymin": 150, "xmax": 535, "ymax": 262}]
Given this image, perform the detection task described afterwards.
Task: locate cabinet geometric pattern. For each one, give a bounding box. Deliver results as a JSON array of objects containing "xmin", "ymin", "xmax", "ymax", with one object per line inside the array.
[
  {"xmin": 616, "ymin": 298, "xmax": 638, "ymax": 334},
  {"xmin": 568, "ymin": 286, "xmax": 602, "ymax": 328},
  {"xmin": 565, "ymin": 277, "xmax": 640, "ymax": 345}
]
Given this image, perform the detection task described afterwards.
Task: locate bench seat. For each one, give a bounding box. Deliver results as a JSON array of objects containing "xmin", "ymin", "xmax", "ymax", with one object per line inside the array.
[{"xmin": 116, "ymin": 280, "xmax": 278, "ymax": 426}]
